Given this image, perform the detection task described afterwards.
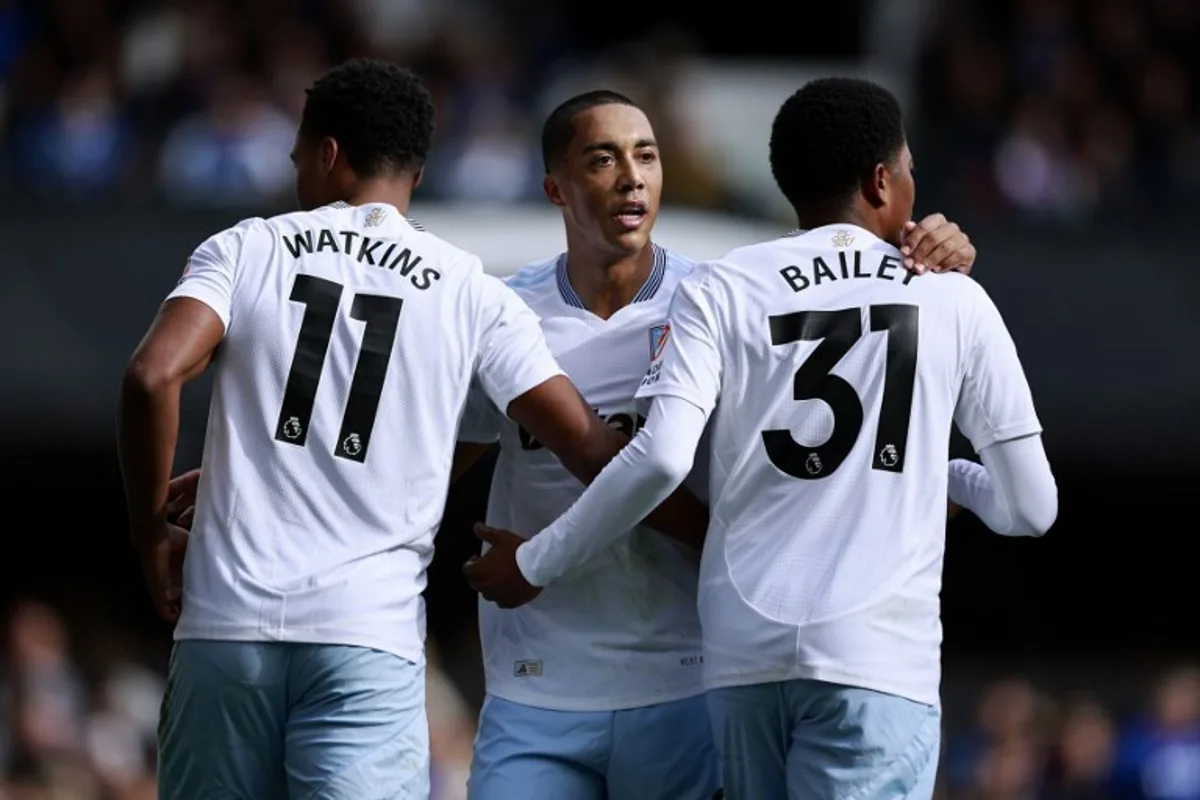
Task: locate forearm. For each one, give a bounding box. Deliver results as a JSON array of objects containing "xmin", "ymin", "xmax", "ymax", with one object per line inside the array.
[
  {"xmin": 517, "ymin": 396, "xmax": 707, "ymax": 586},
  {"xmin": 117, "ymin": 370, "xmax": 182, "ymax": 547},
  {"xmin": 948, "ymin": 434, "xmax": 1057, "ymax": 537}
]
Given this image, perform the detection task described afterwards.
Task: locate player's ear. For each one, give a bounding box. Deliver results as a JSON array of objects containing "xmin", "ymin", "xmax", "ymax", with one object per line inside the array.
[
  {"xmin": 412, "ymin": 167, "xmax": 424, "ymax": 190},
  {"xmin": 319, "ymin": 136, "xmax": 339, "ymax": 175},
  {"xmin": 863, "ymin": 161, "xmax": 888, "ymax": 209},
  {"xmin": 543, "ymin": 174, "xmax": 567, "ymax": 209}
]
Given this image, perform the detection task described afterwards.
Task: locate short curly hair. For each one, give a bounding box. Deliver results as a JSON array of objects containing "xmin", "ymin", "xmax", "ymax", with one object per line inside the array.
[
  {"xmin": 769, "ymin": 77, "xmax": 905, "ymax": 214},
  {"xmin": 541, "ymin": 90, "xmax": 638, "ymax": 172},
  {"xmin": 300, "ymin": 58, "xmax": 436, "ymax": 178}
]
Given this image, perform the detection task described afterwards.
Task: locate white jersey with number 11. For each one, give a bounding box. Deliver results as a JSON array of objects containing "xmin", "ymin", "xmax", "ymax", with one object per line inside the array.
[{"xmin": 166, "ymin": 201, "xmax": 562, "ymax": 664}]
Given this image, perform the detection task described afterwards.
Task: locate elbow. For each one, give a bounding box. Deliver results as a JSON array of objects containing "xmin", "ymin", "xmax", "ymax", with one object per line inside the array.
[
  {"xmin": 643, "ymin": 441, "xmax": 693, "ymax": 491},
  {"xmin": 1014, "ymin": 488, "xmax": 1058, "ymax": 538},
  {"xmin": 121, "ymin": 356, "xmax": 178, "ymax": 400}
]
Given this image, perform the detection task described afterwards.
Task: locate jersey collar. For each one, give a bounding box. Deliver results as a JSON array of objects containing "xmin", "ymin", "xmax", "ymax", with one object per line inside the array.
[{"xmin": 555, "ymin": 243, "xmax": 667, "ymax": 310}]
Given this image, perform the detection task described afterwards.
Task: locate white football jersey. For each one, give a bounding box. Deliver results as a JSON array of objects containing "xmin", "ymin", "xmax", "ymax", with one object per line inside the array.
[
  {"xmin": 167, "ymin": 202, "xmax": 561, "ymax": 664},
  {"xmin": 460, "ymin": 245, "xmax": 707, "ymax": 711},
  {"xmin": 636, "ymin": 225, "xmax": 1042, "ymax": 705}
]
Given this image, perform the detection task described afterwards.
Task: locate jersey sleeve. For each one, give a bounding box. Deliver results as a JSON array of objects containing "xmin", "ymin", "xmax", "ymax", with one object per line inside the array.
[
  {"xmin": 458, "ymin": 377, "xmax": 504, "ymax": 444},
  {"xmin": 953, "ymin": 283, "xmax": 1043, "ymax": 452},
  {"xmin": 634, "ymin": 265, "xmax": 722, "ymax": 417},
  {"xmin": 165, "ymin": 219, "xmax": 254, "ymax": 331},
  {"xmin": 473, "ymin": 272, "xmax": 564, "ymax": 414}
]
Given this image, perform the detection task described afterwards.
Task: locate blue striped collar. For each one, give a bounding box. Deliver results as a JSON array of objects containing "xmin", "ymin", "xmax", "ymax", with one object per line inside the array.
[{"xmin": 556, "ymin": 243, "xmax": 667, "ymax": 310}]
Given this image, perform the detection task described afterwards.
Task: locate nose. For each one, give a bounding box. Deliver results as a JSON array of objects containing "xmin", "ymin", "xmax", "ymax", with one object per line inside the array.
[{"xmin": 616, "ymin": 156, "xmax": 646, "ymax": 193}]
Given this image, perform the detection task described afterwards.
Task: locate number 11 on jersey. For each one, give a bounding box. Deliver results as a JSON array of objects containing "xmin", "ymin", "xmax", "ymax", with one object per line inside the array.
[{"xmin": 274, "ymin": 274, "xmax": 403, "ymax": 463}]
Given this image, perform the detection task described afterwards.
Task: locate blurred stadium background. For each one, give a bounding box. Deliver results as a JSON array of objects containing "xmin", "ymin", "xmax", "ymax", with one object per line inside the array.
[{"xmin": 1, "ymin": 0, "xmax": 1199, "ymax": 797}]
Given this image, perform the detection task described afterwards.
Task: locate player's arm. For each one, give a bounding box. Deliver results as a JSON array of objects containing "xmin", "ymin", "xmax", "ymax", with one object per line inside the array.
[
  {"xmin": 471, "ymin": 275, "xmax": 708, "ymax": 548},
  {"xmin": 951, "ymin": 284, "xmax": 1058, "ymax": 537},
  {"xmin": 119, "ymin": 298, "xmax": 223, "ymax": 545},
  {"xmin": 948, "ymin": 437, "xmax": 1056, "ymax": 536},
  {"xmin": 466, "ymin": 268, "xmax": 722, "ymax": 606},
  {"xmin": 119, "ymin": 224, "xmax": 244, "ymax": 545}
]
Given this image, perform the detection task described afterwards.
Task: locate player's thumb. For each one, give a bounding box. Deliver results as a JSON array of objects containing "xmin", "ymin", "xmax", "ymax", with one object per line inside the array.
[{"xmin": 473, "ymin": 522, "xmax": 501, "ymax": 546}]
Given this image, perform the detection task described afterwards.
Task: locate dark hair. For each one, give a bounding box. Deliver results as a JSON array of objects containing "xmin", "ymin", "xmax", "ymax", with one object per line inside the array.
[
  {"xmin": 541, "ymin": 90, "xmax": 638, "ymax": 171},
  {"xmin": 769, "ymin": 77, "xmax": 906, "ymax": 214},
  {"xmin": 300, "ymin": 58, "xmax": 435, "ymax": 177}
]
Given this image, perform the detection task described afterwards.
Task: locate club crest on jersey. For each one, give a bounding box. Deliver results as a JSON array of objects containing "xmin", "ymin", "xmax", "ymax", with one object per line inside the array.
[
  {"xmin": 649, "ymin": 323, "xmax": 671, "ymax": 360},
  {"xmin": 365, "ymin": 207, "xmax": 387, "ymax": 227},
  {"xmin": 831, "ymin": 230, "xmax": 855, "ymax": 247}
]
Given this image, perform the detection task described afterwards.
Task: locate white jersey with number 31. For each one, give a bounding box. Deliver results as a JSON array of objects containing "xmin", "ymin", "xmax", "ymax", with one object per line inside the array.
[
  {"xmin": 635, "ymin": 224, "xmax": 1042, "ymax": 705},
  {"xmin": 166, "ymin": 202, "xmax": 562, "ymax": 663}
]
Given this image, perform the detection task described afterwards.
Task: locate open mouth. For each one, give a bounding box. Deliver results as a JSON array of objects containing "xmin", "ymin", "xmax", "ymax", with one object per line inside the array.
[{"xmin": 613, "ymin": 202, "xmax": 648, "ymax": 230}]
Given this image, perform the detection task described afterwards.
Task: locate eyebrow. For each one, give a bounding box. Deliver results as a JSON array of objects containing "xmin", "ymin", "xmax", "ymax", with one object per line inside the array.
[{"xmin": 581, "ymin": 138, "xmax": 658, "ymax": 155}]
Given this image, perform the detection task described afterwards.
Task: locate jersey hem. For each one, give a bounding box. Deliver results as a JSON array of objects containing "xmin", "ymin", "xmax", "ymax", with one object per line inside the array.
[
  {"xmin": 484, "ymin": 682, "xmax": 706, "ymax": 712},
  {"xmin": 703, "ymin": 664, "xmax": 940, "ymax": 708},
  {"xmin": 174, "ymin": 626, "xmax": 424, "ymax": 665}
]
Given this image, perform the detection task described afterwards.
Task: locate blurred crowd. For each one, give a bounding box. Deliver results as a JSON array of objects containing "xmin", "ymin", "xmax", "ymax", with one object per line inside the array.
[
  {"xmin": 917, "ymin": 0, "xmax": 1200, "ymax": 220},
  {"xmin": 0, "ymin": 0, "xmax": 729, "ymax": 211},
  {"xmin": 3, "ymin": 0, "xmax": 1198, "ymax": 221},
  {"xmin": 2, "ymin": 598, "xmax": 1198, "ymax": 800}
]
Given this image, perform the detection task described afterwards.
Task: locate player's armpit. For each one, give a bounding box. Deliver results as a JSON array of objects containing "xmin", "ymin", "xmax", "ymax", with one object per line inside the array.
[
  {"xmin": 506, "ymin": 376, "xmax": 709, "ymax": 549},
  {"xmin": 451, "ymin": 441, "xmax": 493, "ymax": 483}
]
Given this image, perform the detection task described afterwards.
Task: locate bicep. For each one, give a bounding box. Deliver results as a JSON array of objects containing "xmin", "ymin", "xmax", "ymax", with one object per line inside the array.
[
  {"xmin": 126, "ymin": 297, "xmax": 225, "ymax": 387},
  {"xmin": 506, "ymin": 375, "xmax": 623, "ymax": 482}
]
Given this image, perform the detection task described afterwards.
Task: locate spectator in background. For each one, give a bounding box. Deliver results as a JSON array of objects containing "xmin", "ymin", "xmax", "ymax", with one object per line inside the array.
[
  {"xmin": 1041, "ymin": 699, "xmax": 1117, "ymax": 800},
  {"xmin": 10, "ymin": 62, "xmax": 131, "ymax": 198},
  {"xmin": 1112, "ymin": 668, "xmax": 1200, "ymax": 800},
  {"xmin": 158, "ymin": 69, "xmax": 294, "ymax": 207}
]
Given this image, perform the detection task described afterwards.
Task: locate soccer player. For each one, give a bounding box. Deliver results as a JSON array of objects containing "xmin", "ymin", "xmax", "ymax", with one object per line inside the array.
[
  {"xmin": 455, "ymin": 90, "xmax": 981, "ymax": 799},
  {"xmin": 464, "ymin": 77, "xmax": 1058, "ymax": 800},
  {"xmin": 116, "ymin": 60, "xmax": 703, "ymax": 800}
]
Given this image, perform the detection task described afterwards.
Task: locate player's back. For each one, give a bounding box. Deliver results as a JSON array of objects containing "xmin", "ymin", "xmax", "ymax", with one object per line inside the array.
[
  {"xmin": 174, "ymin": 202, "xmax": 502, "ymax": 662},
  {"xmin": 695, "ymin": 224, "xmax": 1014, "ymax": 704}
]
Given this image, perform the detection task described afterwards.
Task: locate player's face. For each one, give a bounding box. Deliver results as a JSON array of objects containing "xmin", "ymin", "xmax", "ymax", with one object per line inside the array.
[
  {"xmin": 883, "ymin": 142, "xmax": 916, "ymax": 244},
  {"xmin": 547, "ymin": 104, "xmax": 662, "ymax": 258}
]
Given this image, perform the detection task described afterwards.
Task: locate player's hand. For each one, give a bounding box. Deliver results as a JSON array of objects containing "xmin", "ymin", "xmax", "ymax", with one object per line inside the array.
[
  {"xmin": 900, "ymin": 214, "xmax": 976, "ymax": 276},
  {"xmin": 463, "ymin": 523, "xmax": 542, "ymax": 609},
  {"xmin": 135, "ymin": 521, "xmax": 190, "ymax": 624},
  {"xmin": 166, "ymin": 468, "xmax": 201, "ymax": 530}
]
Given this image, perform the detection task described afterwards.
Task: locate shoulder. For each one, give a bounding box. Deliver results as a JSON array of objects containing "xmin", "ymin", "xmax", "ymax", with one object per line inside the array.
[{"xmin": 502, "ymin": 255, "xmax": 562, "ymax": 300}]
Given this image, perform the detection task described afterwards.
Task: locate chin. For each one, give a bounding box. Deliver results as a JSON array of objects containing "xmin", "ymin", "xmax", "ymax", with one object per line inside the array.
[{"xmin": 607, "ymin": 228, "xmax": 650, "ymax": 255}]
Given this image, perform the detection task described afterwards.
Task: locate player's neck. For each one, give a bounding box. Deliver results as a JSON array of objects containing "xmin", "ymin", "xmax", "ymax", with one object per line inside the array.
[
  {"xmin": 340, "ymin": 180, "xmax": 415, "ymax": 215},
  {"xmin": 563, "ymin": 243, "xmax": 655, "ymax": 320},
  {"xmin": 796, "ymin": 203, "xmax": 885, "ymax": 242}
]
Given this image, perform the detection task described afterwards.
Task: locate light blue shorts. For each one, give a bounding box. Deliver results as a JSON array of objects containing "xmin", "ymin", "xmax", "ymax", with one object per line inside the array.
[
  {"xmin": 158, "ymin": 640, "xmax": 429, "ymax": 800},
  {"xmin": 468, "ymin": 693, "xmax": 721, "ymax": 800},
  {"xmin": 707, "ymin": 678, "xmax": 941, "ymax": 800}
]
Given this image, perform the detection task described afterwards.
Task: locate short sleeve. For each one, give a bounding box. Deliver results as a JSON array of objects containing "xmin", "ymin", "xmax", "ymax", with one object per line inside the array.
[
  {"xmin": 634, "ymin": 265, "xmax": 722, "ymax": 417},
  {"xmin": 473, "ymin": 273, "xmax": 564, "ymax": 413},
  {"xmin": 954, "ymin": 284, "xmax": 1043, "ymax": 452},
  {"xmin": 458, "ymin": 377, "xmax": 504, "ymax": 443},
  {"xmin": 166, "ymin": 220, "xmax": 253, "ymax": 331}
]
